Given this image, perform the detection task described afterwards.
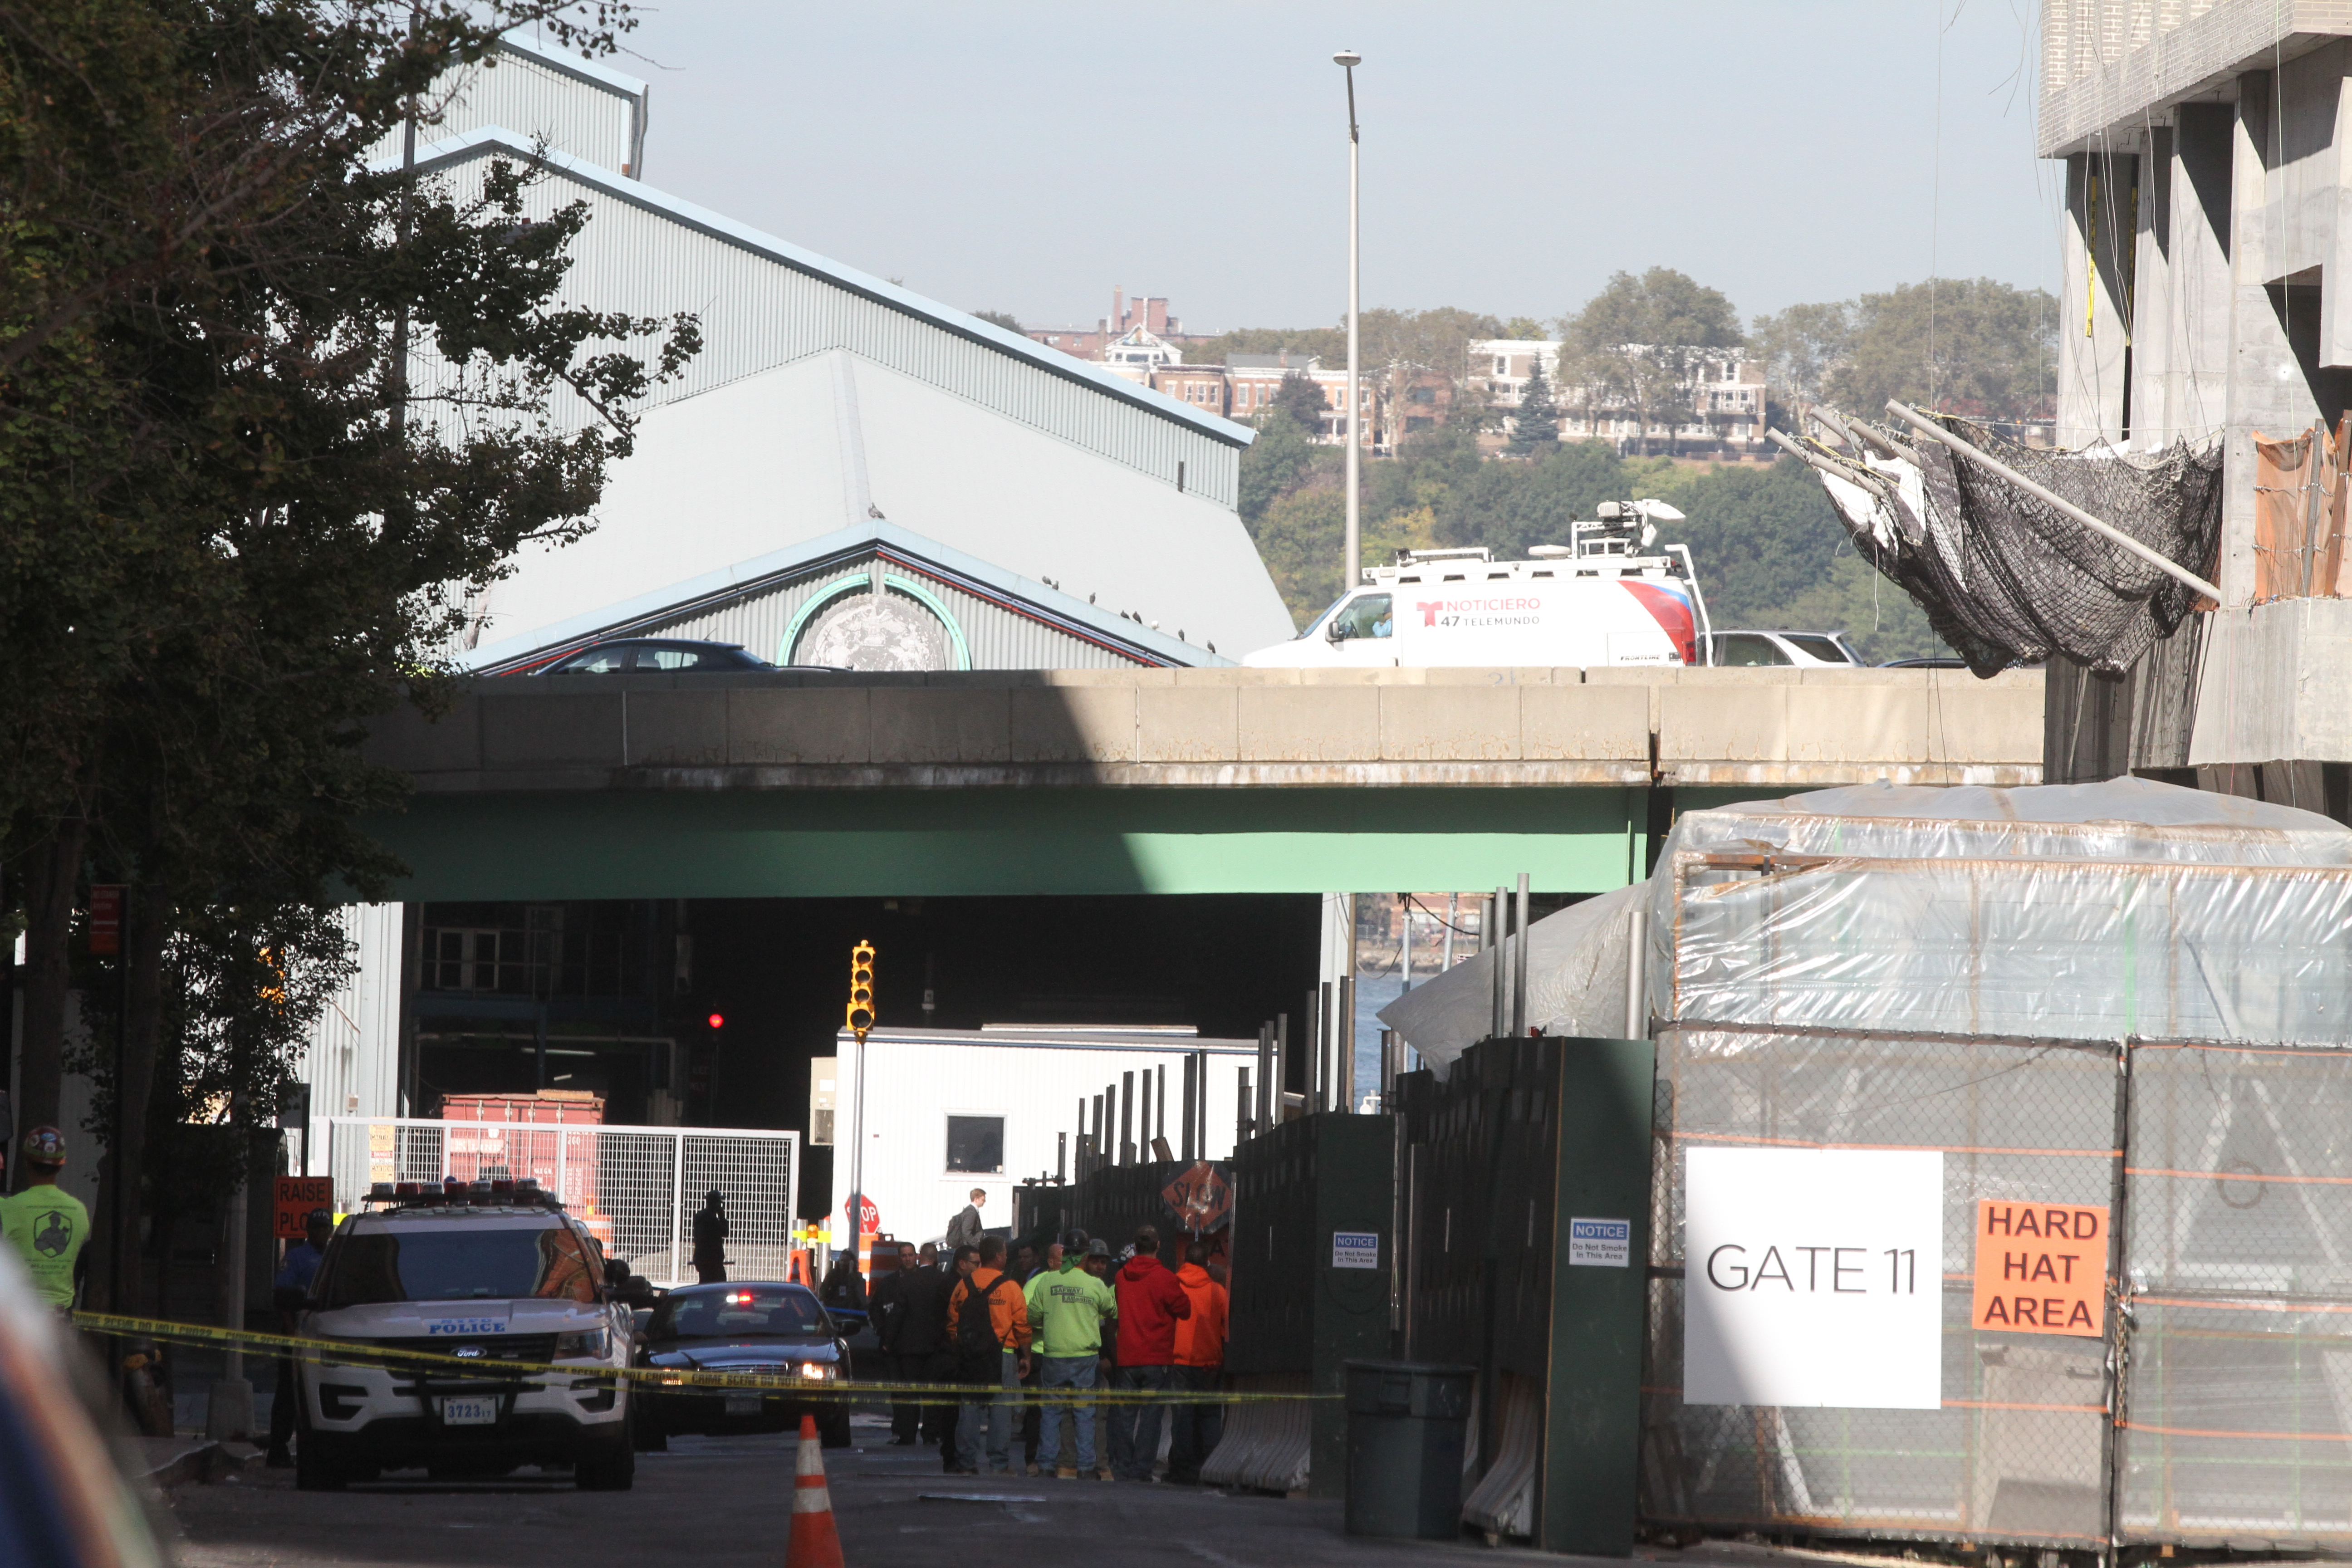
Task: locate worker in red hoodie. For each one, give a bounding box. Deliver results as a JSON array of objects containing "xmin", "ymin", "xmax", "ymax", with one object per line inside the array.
[
  {"xmin": 1107, "ymin": 1224, "xmax": 1190, "ymax": 1481},
  {"xmin": 1166, "ymin": 1239, "xmax": 1229, "ymax": 1485}
]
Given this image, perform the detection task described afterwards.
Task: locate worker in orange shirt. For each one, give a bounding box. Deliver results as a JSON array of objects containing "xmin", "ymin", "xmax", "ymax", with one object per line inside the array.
[
  {"xmin": 945, "ymin": 1235, "xmax": 1032, "ymax": 1475},
  {"xmin": 1165, "ymin": 1239, "xmax": 1228, "ymax": 1485}
]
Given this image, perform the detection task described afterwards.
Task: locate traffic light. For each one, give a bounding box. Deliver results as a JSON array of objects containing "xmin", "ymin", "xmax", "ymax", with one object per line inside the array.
[
  {"xmin": 846, "ymin": 941, "xmax": 877, "ymax": 1043},
  {"xmin": 707, "ymin": 1012, "xmax": 725, "ymax": 1030}
]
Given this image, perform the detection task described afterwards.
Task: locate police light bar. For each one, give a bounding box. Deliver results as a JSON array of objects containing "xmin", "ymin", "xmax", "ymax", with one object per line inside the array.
[{"xmin": 368, "ymin": 1181, "xmax": 394, "ymax": 1202}]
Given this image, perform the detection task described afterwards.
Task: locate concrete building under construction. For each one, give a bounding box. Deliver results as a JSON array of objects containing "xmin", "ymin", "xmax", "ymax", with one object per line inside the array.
[{"xmin": 2041, "ymin": 1, "xmax": 2352, "ymax": 813}]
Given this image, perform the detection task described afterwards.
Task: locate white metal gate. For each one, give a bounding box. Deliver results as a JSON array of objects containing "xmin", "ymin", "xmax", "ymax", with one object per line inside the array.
[{"xmin": 326, "ymin": 1117, "xmax": 799, "ymax": 1288}]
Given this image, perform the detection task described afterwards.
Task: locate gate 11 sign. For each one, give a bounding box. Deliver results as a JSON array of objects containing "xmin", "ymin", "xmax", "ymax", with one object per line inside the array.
[
  {"xmin": 1684, "ymin": 1147, "xmax": 1944, "ymax": 1410},
  {"xmin": 1970, "ymin": 1199, "xmax": 2107, "ymax": 1336}
]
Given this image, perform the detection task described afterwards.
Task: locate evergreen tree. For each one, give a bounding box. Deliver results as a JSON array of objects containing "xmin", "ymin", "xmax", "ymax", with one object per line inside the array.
[
  {"xmin": 1510, "ymin": 355, "xmax": 1560, "ymax": 457},
  {"xmin": 1270, "ymin": 371, "xmax": 1330, "ymax": 433}
]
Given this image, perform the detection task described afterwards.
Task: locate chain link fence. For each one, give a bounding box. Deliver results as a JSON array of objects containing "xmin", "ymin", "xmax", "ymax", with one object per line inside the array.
[
  {"xmin": 1639, "ymin": 1024, "xmax": 2352, "ymax": 1553},
  {"xmin": 326, "ymin": 1117, "xmax": 796, "ymax": 1288}
]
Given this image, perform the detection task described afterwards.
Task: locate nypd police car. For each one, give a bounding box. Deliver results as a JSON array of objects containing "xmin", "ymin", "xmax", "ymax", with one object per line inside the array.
[{"xmin": 294, "ymin": 1177, "xmax": 636, "ymax": 1490}]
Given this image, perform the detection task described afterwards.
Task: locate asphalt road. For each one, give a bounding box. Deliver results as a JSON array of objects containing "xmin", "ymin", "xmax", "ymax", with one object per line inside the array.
[{"xmin": 163, "ymin": 1411, "xmax": 1640, "ymax": 1568}]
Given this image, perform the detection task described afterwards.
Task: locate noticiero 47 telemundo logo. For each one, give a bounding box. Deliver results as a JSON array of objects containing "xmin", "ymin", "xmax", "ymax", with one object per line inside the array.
[{"xmin": 1414, "ymin": 597, "xmax": 1543, "ymax": 629}]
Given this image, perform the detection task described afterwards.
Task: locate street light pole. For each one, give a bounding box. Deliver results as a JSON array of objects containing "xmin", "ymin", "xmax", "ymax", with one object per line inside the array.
[{"xmin": 1335, "ymin": 49, "xmax": 1362, "ymax": 594}]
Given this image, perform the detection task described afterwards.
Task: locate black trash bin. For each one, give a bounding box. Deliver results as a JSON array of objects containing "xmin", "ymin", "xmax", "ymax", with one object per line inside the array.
[{"xmin": 1342, "ymin": 1360, "xmax": 1476, "ymax": 1539}]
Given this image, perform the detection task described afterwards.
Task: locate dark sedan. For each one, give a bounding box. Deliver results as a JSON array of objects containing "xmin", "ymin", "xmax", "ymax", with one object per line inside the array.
[{"xmin": 633, "ymin": 1284, "xmax": 853, "ymax": 1448}]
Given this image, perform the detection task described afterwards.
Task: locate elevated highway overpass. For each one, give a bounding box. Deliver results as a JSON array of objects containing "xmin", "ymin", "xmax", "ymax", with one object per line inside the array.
[{"xmin": 362, "ymin": 666, "xmax": 2043, "ymax": 899}]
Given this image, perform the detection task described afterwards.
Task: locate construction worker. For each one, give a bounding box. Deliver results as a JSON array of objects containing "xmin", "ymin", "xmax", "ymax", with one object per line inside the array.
[{"xmin": 1, "ymin": 1126, "xmax": 89, "ymax": 1310}]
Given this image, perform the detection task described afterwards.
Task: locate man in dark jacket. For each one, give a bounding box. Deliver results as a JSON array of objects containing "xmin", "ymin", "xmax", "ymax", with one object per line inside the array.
[
  {"xmin": 1107, "ymin": 1225, "xmax": 1190, "ymax": 1481},
  {"xmin": 884, "ymin": 1240, "xmax": 960, "ymax": 1462},
  {"xmin": 945, "ymin": 1189, "xmax": 986, "ymax": 1252},
  {"xmin": 877, "ymin": 1242, "xmax": 939, "ymax": 1445},
  {"xmin": 691, "ymin": 1190, "xmax": 728, "ymax": 1283}
]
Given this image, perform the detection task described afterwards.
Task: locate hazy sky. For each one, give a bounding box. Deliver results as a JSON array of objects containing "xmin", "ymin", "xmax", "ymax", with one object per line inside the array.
[{"xmin": 603, "ymin": 1, "xmax": 2056, "ymax": 335}]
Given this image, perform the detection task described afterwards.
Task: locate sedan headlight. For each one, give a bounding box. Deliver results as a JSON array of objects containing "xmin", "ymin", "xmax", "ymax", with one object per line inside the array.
[
  {"xmin": 554, "ymin": 1328, "xmax": 611, "ymax": 1360},
  {"xmin": 798, "ymin": 1362, "xmax": 838, "ymax": 1382}
]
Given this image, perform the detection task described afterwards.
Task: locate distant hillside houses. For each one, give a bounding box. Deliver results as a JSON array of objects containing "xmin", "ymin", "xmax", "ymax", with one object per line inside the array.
[{"xmin": 1468, "ymin": 338, "xmax": 1768, "ymax": 460}]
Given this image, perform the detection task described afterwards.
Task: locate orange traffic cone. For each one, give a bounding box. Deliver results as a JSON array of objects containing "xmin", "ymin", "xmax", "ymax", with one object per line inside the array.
[{"xmin": 787, "ymin": 1413, "xmax": 846, "ymax": 1568}]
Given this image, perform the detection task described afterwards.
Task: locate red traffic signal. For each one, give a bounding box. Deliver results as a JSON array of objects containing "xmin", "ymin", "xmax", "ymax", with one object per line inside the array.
[{"xmin": 707, "ymin": 1012, "xmax": 725, "ymax": 1030}]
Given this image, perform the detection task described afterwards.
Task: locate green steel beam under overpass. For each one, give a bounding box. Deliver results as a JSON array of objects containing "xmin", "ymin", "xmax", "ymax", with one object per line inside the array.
[{"xmin": 361, "ymin": 785, "xmax": 1659, "ymax": 900}]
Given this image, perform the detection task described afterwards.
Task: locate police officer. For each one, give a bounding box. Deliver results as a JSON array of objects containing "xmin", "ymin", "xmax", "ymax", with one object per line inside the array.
[
  {"xmin": 266, "ymin": 1208, "xmax": 334, "ymax": 1468},
  {"xmin": 0, "ymin": 1126, "xmax": 88, "ymax": 1311},
  {"xmin": 691, "ymin": 1190, "xmax": 728, "ymax": 1284}
]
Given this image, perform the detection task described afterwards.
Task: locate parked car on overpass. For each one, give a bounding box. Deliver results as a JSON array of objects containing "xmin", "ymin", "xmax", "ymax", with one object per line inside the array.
[
  {"xmin": 529, "ymin": 637, "xmax": 774, "ymax": 674},
  {"xmin": 1707, "ymin": 630, "xmax": 1863, "ymax": 667}
]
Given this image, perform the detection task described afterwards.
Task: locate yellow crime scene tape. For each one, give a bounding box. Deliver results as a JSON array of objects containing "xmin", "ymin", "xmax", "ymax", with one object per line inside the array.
[{"xmin": 71, "ymin": 1313, "xmax": 1332, "ymax": 1406}]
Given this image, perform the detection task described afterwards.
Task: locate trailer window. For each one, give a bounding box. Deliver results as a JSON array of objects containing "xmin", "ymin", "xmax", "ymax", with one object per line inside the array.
[{"xmin": 946, "ymin": 1116, "xmax": 1004, "ymax": 1175}]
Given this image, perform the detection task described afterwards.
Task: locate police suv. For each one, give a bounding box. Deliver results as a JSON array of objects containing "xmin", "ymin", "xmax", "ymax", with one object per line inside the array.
[{"xmin": 294, "ymin": 1176, "xmax": 636, "ymax": 1490}]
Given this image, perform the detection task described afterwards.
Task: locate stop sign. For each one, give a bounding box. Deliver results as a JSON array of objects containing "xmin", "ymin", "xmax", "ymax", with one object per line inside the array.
[{"xmin": 844, "ymin": 1194, "xmax": 880, "ymax": 1234}]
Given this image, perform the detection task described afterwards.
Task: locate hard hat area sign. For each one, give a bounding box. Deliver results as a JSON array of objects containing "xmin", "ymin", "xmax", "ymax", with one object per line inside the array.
[
  {"xmin": 1970, "ymin": 1199, "xmax": 2107, "ymax": 1337},
  {"xmin": 1683, "ymin": 1147, "xmax": 1945, "ymax": 1410}
]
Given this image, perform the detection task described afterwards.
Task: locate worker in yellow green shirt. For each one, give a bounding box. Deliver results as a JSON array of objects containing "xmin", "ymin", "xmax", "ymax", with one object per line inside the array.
[{"xmin": 3, "ymin": 1125, "xmax": 90, "ymax": 1309}]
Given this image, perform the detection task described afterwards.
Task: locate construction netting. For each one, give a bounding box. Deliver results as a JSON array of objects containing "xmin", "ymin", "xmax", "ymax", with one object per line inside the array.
[
  {"xmin": 1794, "ymin": 410, "xmax": 2223, "ymax": 677},
  {"xmin": 1385, "ymin": 778, "xmax": 2352, "ymax": 1551}
]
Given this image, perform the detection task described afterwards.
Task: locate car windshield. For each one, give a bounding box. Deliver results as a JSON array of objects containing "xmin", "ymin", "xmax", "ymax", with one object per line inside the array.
[
  {"xmin": 650, "ymin": 1287, "xmax": 828, "ymax": 1340},
  {"xmin": 319, "ymin": 1221, "xmax": 599, "ymax": 1306},
  {"xmin": 1783, "ymin": 634, "xmax": 1854, "ymax": 664}
]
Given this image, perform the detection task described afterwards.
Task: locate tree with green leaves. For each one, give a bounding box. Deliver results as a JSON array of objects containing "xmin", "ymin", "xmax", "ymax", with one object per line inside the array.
[
  {"xmin": 972, "ymin": 309, "xmax": 1024, "ymax": 334},
  {"xmin": 1270, "ymin": 372, "xmax": 1330, "ymax": 433},
  {"xmin": 1238, "ymin": 408, "xmax": 1326, "ymax": 530},
  {"xmin": 1182, "ymin": 325, "xmax": 1344, "ymax": 366},
  {"xmin": 1828, "ymin": 277, "xmax": 2056, "ymax": 422},
  {"xmin": 1747, "ymin": 300, "xmax": 1853, "ymax": 421},
  {"xmin": 0, "ymin": 0, "xmax": 697, "ymax": 1299},
  {"xmin": 1560, "ymin": 267, "xmax": 1744, "ymax": 455},
  {"xmin": 1509, "ymin": 355, "xmax": 1560, "ymax": 458}
]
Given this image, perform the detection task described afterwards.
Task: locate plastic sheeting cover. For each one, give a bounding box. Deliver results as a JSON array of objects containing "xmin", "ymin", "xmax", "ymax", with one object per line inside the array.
[
  {"xmin": 1376, "ymin": 885, "xmax": 1643, "ymax": 1074},
  {"xmin": 1380, "ymin": 779, "xmax": 2352, "ymax": 1072},
  {"xmin": 1646, "ymin": 779, "xmax": 2352, "ymax": 1044}
]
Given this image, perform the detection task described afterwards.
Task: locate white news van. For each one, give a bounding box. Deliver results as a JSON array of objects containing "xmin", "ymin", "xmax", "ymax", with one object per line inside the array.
[{"xmin": 1242, "ymin": 500, "xmax": 1711, "ymax": 670}]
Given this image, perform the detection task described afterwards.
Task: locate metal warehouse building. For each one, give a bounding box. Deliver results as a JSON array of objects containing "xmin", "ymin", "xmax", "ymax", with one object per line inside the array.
[
  {"xmin": 299, "ymin": 36, "xmax": 1299, "ymax": 1169},
  {"xmin": 393, "ymin": 36, "xmax": 1294, "ymax": 674}
]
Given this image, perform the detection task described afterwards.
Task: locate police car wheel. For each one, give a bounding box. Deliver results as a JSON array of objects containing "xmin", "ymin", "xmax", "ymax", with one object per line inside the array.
[
  {"xmin": 294, "ymin": 1439, "xmax": 346, "ymax": 1492},
  {"xmin": 576, "ymin": 1425, "xmax": 637, "ymax": 1491}
]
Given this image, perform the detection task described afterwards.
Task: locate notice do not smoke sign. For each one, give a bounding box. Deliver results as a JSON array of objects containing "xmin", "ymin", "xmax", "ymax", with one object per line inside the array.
[{"xmin": 1684, "ymin": 1147, "xmax": 1945, "ymax": 1410}]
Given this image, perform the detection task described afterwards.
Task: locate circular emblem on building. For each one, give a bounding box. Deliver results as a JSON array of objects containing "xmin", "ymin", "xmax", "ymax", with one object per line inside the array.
[{"xmin": 796, "ymin": 589, "xmax": 952, "ymax": 671}]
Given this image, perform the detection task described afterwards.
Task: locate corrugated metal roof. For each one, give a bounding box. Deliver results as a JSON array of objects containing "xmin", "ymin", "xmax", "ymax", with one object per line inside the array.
[
  {"xmin": 370, "ymin": 36, "xmax": 647, "ymax": 179},
  {"xmin": 386, "ymin": 128, "xmax": 1253, "ymax": 507},
  {"xmin": 463, "ymin": 517, "xmax": 1236, "ymax": 672}
]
